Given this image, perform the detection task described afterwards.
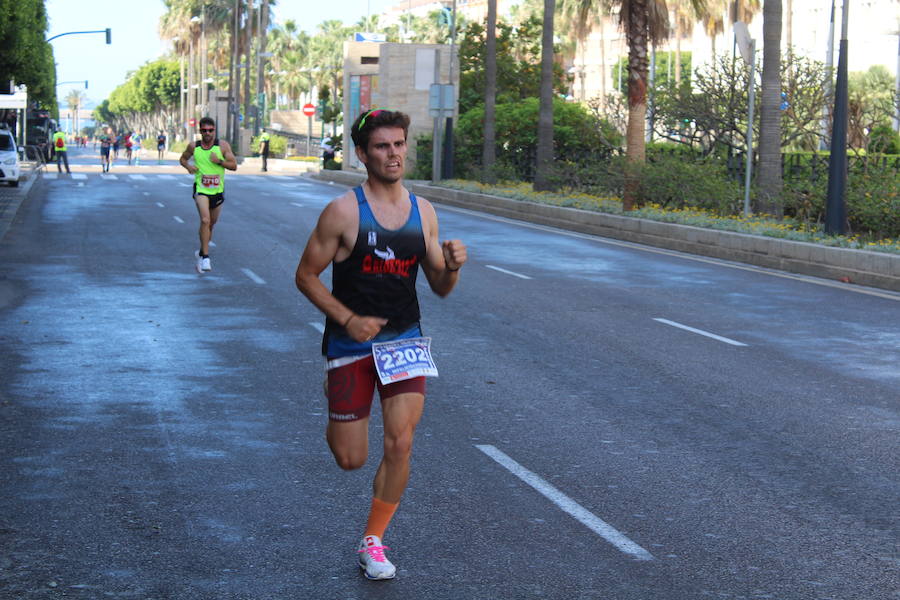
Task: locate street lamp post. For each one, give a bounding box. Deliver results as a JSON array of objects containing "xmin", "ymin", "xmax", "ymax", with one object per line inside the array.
[{"xmin": 46, "ymin": 28, "xmax": 111, "ymax": 44}]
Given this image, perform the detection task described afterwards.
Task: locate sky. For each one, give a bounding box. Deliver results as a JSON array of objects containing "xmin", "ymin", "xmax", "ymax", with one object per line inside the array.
[{"xmin": 46, "ymin": 0, "xmax": 396, "ymax": 108}]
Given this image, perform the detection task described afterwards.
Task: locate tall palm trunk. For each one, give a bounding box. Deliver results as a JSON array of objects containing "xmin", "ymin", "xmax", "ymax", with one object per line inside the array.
[
  {"xmin": 757, "ymin": 0, "xmax": 783, "ymax": 215},
  {"xmin": 533, "ymin": 0, "xmax": 556, "ymax": 191},
  {"xmin": 483, "ymin": 0, "xmax": 497, "ymax": 183},
  {"xmin": 623, "ymin": 0, "xmax": 651, "ymax": 210}
]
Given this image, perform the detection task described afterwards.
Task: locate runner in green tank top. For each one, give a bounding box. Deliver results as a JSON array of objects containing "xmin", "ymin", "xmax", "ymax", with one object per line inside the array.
[{"xmin": 179, "ymin": 117, "xmax": 237, "ymax": 273}]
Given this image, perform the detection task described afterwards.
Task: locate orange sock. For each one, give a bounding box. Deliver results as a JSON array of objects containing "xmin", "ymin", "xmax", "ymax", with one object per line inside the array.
[{"xmin": 364, "ymin": 497, "xmax": 399, "ymax": 540}]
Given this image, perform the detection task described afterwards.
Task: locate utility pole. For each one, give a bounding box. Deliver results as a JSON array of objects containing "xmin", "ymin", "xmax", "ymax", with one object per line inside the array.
[
  {"xmin": 255, "ymin": 0, "xmax": 269, "ymax": 136},
  {"xmin": 243, "ymin": 0, "xmax": 254, "ymax": 149},
  {"xmin": 442, "ymin": 0, "xmax": 457, "ymax": 179},
  {"xmin": 820, "ymin": 0, "xmax": 835, "ymax": 151},
  {"xmin": 825, "ymin": 0, "xmax": 849, "ymax": 235}
]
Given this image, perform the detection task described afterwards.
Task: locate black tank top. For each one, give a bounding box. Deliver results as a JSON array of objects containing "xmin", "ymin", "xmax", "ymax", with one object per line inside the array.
[{"xmin": 324, "ymin": 186, "xmax": 427, "ymax": 351}]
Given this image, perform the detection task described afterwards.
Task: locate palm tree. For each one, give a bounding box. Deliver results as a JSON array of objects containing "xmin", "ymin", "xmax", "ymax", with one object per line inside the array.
[
  {"xmin": 610, "ymin": 0, "xmax": 670, "ymax": 209},
  {"xmin": 483, "ymin": 0, "xmax": 498, "ymax": 183},
  {"xmin": 65, "ymin": 89, "xmax": 87, "ymax": 135},
  {"xmin": 533, "ymin": 0, "xmax": 556, "ymax": 192},
  {"xmin": 557, "ymin": 0, "xmax": 609, "ymax": 103},
  {"xmin": 757, "ymin": 0, "xmax": 782, "ymax": 216}
]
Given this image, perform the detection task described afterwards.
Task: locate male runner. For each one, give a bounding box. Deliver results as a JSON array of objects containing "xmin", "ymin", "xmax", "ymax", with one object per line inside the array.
[
  {"xmin": 295, "ymin": 109, "xmax": 467, "ymax": 580},
  {"xmin": 157, "ymin": 131, "xmax": 166, "ymax": 163},
  {"xmin": 99, "ymin": 128, "xmax": 112, "ymax": 172},
  {"xmin": 179, "ymin": 117, "xmax": 237, "ymax": 273}
]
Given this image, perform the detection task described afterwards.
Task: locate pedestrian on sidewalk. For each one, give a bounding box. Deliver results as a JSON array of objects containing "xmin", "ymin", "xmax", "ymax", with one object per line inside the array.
[
  {"xmin": 52, "ymin": 129, "xmax": 70, "ymax": 174},
  {"xmin": 295, "ymin": 108, "xmax": 467, "ymax": 581},
  {"xmin": 259, "ymin": 131, "xmax": 270, "ymax": 172}
]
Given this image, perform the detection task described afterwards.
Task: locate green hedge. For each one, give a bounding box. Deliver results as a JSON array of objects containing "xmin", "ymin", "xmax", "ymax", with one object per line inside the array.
[{"xmin": 251, "ymin": 133, "xmax": 288, "ymax": 157}]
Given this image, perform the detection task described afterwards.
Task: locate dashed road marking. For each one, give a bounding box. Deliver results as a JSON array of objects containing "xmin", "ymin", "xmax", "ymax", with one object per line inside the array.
[
  {"xmin": 241, "ymin": 268, "xmax": 266, "ymax": 285},
  {"xmin": 653, "ymin": 318, "xmax": 748, "ymax": 346},
  {"xmin": 476, "ymin": 444, "xmax": 654, "ymax": 561},
  {"xmin": 486, "ymin": 265, "xmax": 532, "ymax": 280}
]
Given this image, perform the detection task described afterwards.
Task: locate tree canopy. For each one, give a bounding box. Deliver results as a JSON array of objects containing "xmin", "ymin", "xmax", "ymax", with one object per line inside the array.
[{"xmin": 0, "ymin": 0, "xmax": 57, "ymax": 112}]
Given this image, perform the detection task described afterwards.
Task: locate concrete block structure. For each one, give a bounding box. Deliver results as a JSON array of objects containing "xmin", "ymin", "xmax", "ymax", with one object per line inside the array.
[{"xmin": 342, "ymin": 40, "xmax": 457, "ymax": 173}]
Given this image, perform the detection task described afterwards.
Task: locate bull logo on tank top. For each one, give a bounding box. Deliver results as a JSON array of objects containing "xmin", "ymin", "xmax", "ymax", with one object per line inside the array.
[{"xmin": 363, "ymin": 245, "xmax": 418, "ymax": 277}]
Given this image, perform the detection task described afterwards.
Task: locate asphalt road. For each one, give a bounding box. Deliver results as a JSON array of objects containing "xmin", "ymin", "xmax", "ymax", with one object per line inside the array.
[{"xmin": 1, "ymin": 146, "xmax": 898, "ymax": 599}]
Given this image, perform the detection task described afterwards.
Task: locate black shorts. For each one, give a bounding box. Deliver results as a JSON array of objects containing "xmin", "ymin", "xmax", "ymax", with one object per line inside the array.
[
  {"xmin": 100, "ymin": 147, "xmax": 110, "ymax": 156},
  {"xmin": 193, "ymin": 184, "xmax": 225, "ymax": 209}
]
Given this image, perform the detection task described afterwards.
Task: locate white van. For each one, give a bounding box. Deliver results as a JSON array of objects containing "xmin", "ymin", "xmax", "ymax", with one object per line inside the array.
[{"xmin": 0, "ymin": 127, "xmax": 21, "ymax": 187}]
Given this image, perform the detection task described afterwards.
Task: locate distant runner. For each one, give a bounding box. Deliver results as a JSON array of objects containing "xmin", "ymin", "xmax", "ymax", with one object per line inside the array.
[
  {"xmin": 179, "ymin": 117, "xmax": 237, "ymax": 273},
  {"xmin": 295, "ymin": 108, "xmax": 467, "ymax": 581},
  {"xmin": 99, "ymin": 128, "xmax": 112, "ymax": 172},
  {"xmin": 157, "ymin": 131, "xmax": 166, "ymax": 164}
]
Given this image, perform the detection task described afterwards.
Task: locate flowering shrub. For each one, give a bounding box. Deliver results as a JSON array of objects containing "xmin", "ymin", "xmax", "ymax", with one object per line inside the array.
[{"xmin": 439, "ymin": 179, "xmax": 900, "ymax": 255}]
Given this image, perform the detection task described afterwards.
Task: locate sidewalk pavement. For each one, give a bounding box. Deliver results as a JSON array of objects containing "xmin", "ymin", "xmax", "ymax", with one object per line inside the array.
[
  {"xmin": 309, "ymin": 169, "xmax": 900, "ymax": 294},
  {"xmin": 0, "ymin": 160, "xmax": 44, "ymax": 243}
]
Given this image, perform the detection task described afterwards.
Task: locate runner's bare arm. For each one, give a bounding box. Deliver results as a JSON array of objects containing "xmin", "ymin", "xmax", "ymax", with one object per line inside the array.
[
  {"xmin": 214, "ymin": 140, "xmax": 238, "ymax": 171},
  {"xmin": 419, "ymin": 197, "xmax": 466, "ymax": 297},
  {"xmin": 179, "ymin": 143, "xmax": 197, "ymax": 174},
  {"xmin": 295, "ymin": 195, "xmax": 387, "ymax": 342}
]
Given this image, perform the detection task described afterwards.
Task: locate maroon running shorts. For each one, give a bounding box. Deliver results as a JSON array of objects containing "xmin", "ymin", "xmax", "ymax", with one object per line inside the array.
[{"xmin": 326, "ymin": 355, "xmax": 425, "ymax": 422}]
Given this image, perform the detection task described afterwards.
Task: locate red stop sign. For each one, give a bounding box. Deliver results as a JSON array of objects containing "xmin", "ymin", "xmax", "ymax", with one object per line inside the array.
[{"xmin": 302, "ymin": 103, "xmax": 316, "ymax": 117}]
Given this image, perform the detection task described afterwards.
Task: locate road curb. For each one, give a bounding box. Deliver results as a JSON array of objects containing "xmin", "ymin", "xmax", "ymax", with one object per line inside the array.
[
  {"xmin": 309, "ymin": 169, "xmax": 900, "ymax": 293},
  {"xmin": 0, "ymin": 162, "xmax": 44, "ymax": 243}
]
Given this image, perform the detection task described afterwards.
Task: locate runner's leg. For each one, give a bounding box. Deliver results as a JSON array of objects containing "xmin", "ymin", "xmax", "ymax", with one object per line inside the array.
[
  {"xmin": 194, "ymin": 194, "xmax": 212, "ymax": 255},
  {"xmin": 208, "ymin": 201, "xmax": 223, "ymax": 247},
  {"xmin": 372, "ymin": 392, "xmax": 425, "ymax": 503},
  {"xmin": 326, "ymin": 418, "xmax": 370, "ymax": 471}
]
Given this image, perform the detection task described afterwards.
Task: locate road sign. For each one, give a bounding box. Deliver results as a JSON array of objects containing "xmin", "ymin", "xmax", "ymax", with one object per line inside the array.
[
  {"xmin": 302, "ymin": 103, "xmax": 316, "ymax": 117},
  {"xmin": 429, "ymin": 83, "xmax": 455, "ymax": 118}
]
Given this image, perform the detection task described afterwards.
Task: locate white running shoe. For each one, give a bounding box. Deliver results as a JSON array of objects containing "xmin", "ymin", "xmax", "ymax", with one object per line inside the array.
[
  {"xmin": 357, "ymin": 535, "xmax": 396, "ymax": 580},
  {"xmin": 194, "ymin": 250, "xmax": 203, "ymax": 273},
  {"xmin": 201, "ymin": 256, "xmax": 212, "ymax": 272}
]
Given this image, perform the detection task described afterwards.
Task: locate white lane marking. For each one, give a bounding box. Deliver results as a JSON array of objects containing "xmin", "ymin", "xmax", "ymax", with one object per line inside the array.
[
  {"xmin": 71, "ymin": 173, "xmax": 87, "ymax": 180},
  {"xmin": 143, "ymin": 192, "xmax": 150, "ymax": 196},
  {"xmin": 653, "ymin": 318, "xmax": 748, "ymax": 346},
  {"xmin": 100, "ymin": 174, "xmax": 118, "ymax": 180},
  {"xmin": 156, "ymin": 202, "xmax": 165, "ymax": 208},
  {"xmin": 178, "ymin": 182, "xmax": 191, "ymax": 187},
  {"xmin": 290, "ymin": 202, "xmax": 304, "ymax": 207},
  {"xmin": 486, "ymin": 264, "xmax": 532, "ymax": 280},
  {"xmin": 309, "ymin": 322, "xmax": 325, "ymax": 333},
  {"xmin": 242, "ymin": 268, "xmax": 266, "ymax": 284},
  {"xmin": 435, "ymin": 204, "xmax": 900, "ymax": 302},
  {"xmin": 77, "ymin": 182, "xmax": 84, "ymax": 187},
  {"xmin": 173, "ymin": 216, "xmax": 184, "ymax": 224},
  {"xmin": 43, "ymin": 173, "xmax": 58, "ymax": 179},
  {"xmin": 157, "ymin": 174, "xmax": 176, "ymax": 179},
  {"xmin": 476, "ymin": 444, "xmax": 654, "ymax": 561},
  {"xmin": 128, "ymin": 174, "xmax": 147, "ymax": 180}
]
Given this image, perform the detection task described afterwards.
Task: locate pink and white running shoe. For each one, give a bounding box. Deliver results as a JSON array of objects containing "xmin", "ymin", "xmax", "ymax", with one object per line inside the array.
[{"xmin": 357, "ymin": 534, "xmax": 396, "ymax": 580}]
